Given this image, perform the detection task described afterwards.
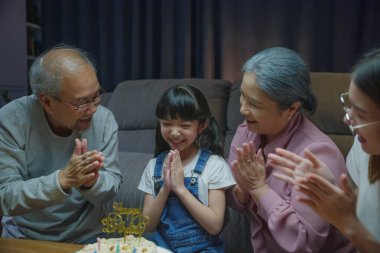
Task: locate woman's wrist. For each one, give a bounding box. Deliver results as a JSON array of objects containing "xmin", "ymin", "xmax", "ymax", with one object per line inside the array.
[
  {"xmin": 234, "ymin": 185, "xmax": 250, "ymax": 205},
  {"xmin": 249, "ymin": 183, "xmax": 269, "ymax": 202},
  {"xmin": 337, "ymin": 215, "xmax": 361, "ymax": 240},
  {"xmin": 338, "ymin": 216, "xmax": 380, "ymax": 252}
]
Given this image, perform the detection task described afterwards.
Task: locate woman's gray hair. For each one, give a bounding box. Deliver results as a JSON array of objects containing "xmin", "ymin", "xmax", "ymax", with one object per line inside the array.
[
  {"xmin": 243, "ymin": 47, "xmax": 316, "ymax": 113},
  {"xmin": 29, "ymin": 44, "xmax": 97, "ymax": 96}
]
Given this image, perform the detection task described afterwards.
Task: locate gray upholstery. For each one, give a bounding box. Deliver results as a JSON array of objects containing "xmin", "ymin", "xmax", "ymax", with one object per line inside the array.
[
  {"xmin": 308, "ymin": 72, "xmax": 354, "ymax": 157},
  {"xmin": 104, "ymin": 152, "xmax": 153, "ymax": 209},
  {"xmin": 103, "ymin": 73, "xmax": 353, "ymax": 253},
  {"xmin": 100, "ymin": 92, "xmax": 112, "ymax": 107},
  {"xmin": 225, "ymin": 79, "xmax": 244, "ymax": 159},
  {"xmin": 107, "ymin": 79, "xmax": 231, "ymax": 153}
]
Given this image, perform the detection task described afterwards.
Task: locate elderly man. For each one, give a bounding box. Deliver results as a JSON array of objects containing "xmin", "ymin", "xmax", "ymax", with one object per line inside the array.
[{"xmin": 0, "ymin": 45, "xmax": 122, "ymax": 243}]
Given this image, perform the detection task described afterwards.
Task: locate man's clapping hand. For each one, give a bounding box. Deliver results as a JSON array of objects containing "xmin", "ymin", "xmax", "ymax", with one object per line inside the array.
[{"xmin": 58, "ymin": 138, "xmax": 104, "ymax": 190}]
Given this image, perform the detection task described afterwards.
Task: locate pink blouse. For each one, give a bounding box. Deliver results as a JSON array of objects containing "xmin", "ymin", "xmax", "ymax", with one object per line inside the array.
[{"xmin": 228, "ymin": 112, "xmax": 355, "ymax": 253}]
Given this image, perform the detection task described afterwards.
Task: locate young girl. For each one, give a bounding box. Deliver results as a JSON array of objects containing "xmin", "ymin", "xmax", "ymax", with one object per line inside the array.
[{"xmin": 138, "ymin": 84, "xmax": 235, "ymax": 252}]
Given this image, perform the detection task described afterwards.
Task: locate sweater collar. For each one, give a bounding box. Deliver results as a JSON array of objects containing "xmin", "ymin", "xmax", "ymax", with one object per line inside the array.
[{"xmin": 253, "ymin": 111, "xmax": 303, "ymax": 158}]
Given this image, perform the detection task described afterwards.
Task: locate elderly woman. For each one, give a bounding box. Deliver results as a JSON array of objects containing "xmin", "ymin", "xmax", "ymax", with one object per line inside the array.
[
  {"xmin": 269, "ymin": 48, "xmax": 380, "ymax": 253},
  {"xmin": 227, "ymin": 47, "xmax": 354, "ymax": 252}
]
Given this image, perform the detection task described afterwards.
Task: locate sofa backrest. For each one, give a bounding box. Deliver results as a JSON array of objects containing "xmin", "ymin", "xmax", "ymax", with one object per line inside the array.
[
  {"xmin": 225, "ymin": 79, "xmax": 244, "ymax": 158},
  {"xmin": 308, "ymin": 72, "xmax": 354, "ymax": 157},
  {"xmin": 106, "ymin": 73, "xmax": 354, "ymax": 159},
  {"xmin": 106, "ymin": 79, "xmax": 232, "ymax": 153}
]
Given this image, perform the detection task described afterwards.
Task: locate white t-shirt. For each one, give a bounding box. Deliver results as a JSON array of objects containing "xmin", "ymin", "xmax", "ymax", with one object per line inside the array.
[
  {"xmin": 138, "ymin": 150, "xmax": 235, "ymax": 205},
  {"xmin": 346, "ymin": 136, "xmax": 380, "ymax": 241}
]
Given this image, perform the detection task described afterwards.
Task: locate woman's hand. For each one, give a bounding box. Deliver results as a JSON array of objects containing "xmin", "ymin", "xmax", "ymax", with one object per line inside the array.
[
  {"xmin": 230, "ymin": 141, "xmax": 266, "ymax": 194},
  {"xmin": 297, "ymin": 173, "xmax": 357, "ymax": 231},
  {"xmin": 268, "ymin": 148, "xmax": 335, "ymax": 185},
  {"xmin": 268, "ymin": 148, "xmax": 358, "ymax": 231}
]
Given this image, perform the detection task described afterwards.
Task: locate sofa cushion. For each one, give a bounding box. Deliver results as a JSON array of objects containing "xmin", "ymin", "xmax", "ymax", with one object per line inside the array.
[
  {"xmin": 225, "ymin": 79, "xmax": 244, "ymax": 159},
  {"xmin": 221, "ymin": 208, "xmax": 253, "ymax": 253},
  {"xmin": 108, "ymin": 79, "xmax": 232, "ymax": 153},
  {"xmin": 308, "ymin": 72, "xmax": 354, "ymax": 157},
  {"xmin": 104, "ymin": 151, "xmax": 153, "ymax": 210},
  {"xmin": 100, "ymin": 92, "xmax": 112, "ymax": 107},
  {"xmin": 308, "ymin": 73, "xmax": 351, "ymax": 135}
]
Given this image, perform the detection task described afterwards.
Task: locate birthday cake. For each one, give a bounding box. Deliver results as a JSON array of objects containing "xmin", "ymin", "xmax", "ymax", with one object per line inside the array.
[{"xmin": 78, "ymin": 235, "xmax": 157, "ymax": 253}]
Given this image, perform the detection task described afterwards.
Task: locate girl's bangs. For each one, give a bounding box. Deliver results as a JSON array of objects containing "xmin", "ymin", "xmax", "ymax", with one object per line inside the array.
[{"xmin": 157, "ymin": 91, "xmax": 199, "ymax": 120}]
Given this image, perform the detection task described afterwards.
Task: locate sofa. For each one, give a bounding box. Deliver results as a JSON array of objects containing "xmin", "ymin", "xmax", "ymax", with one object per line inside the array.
[{"xmin": 101, "ymin": 72, "xmax": 354, "ymax": 253}]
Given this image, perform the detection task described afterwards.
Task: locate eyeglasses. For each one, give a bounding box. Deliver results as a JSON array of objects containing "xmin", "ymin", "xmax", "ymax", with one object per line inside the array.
[
  {"xmin": 52, "ymin": 88, "xmax": 104, "ymax": 112},
  {"xmin": 340, "ymin": 92, "xmax": 380, "ymax": 134}
]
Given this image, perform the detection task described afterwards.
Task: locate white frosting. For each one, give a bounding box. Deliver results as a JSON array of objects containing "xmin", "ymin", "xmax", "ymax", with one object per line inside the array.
[{"xmin": 78, "ymin": 235, "xmax": 157, "ymax": 253}]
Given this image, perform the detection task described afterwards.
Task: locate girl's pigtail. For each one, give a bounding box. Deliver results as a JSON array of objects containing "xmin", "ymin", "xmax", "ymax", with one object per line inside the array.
[{"xmin": 198, "ymin": 116, "xmax": 224, "ymax": 157}]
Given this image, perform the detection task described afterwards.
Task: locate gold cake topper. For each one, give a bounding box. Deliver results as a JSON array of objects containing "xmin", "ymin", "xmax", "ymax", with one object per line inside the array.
[{"xmin": 101, "ymin": 202, "xmax": 149, "ymax": 238}]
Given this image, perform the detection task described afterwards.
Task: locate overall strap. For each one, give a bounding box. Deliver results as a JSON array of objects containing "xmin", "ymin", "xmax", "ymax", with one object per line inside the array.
[
  {"xmin": 153, "ymin": 151, "xmax": 168, "ymax": 195},
  {"xmin": 193, "ymin": 149, "xmax": 211, "ymax": 175},
  {"xmin": 153, "ymin": 151, "xmax": 168, "ymax": 178}
]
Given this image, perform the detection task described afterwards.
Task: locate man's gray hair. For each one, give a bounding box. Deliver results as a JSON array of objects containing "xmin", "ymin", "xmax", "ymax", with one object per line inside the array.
[
  {"xmin": 243, "ymin": 47, "xmax": 316, "ymax": 113},
  {"xmin": 29, "ymin": 44, "xmax": 97, "ymax": 96}
]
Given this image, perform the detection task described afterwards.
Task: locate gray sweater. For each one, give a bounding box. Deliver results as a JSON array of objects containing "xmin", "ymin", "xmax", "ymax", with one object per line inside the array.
[{"xmin": 0, "ymin": 95, "xmax": 123, "ymax": 243}]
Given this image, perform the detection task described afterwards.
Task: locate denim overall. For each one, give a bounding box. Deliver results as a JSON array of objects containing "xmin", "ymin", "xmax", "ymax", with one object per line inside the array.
[{"xmin": 150, "ymin": 149, "xmax": 224, "ymax": 253}]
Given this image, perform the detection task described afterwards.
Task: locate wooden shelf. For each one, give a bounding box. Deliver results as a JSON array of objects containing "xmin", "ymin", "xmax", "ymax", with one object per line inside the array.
[
  {"xmin": 26, "ymin": 0, "xmax": 42, "ymax": 94},
  {"xmin": 27, "ymin": 55, "xmax": 37, "ymax": 60}
]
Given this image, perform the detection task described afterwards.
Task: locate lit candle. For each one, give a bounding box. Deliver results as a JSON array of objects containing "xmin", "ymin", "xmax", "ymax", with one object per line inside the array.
[
  {"xmin": 116, "ymin": 241, "xmax": 120, "ymax": 253},
  {"xmin": 97, "ymin": 237, "xmax": 101, "ymax": 251}
]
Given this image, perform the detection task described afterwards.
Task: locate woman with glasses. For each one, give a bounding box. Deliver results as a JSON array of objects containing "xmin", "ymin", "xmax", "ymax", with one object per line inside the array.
[
  {"xmin": 269, "ymin": 48, "xmax": 380, "ymax": 252},
  {"xmin": 227, "ymin": 47, "xmax": 354, "ymax": 253},
  {"xmin": 340, "ymin": 91, "xmax": 380, "ymax": 135}
]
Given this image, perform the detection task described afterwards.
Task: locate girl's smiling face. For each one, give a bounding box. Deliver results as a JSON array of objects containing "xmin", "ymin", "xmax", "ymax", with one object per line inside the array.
[{"xmin": 159, "ymin": 117, "xmax": 206, "ymax": 159}]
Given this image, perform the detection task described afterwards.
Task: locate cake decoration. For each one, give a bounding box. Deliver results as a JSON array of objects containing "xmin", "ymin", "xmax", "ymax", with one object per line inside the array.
[
  {"xmin": 77, "ymin": 202, "xmax": 157, "ymax": 253},
  {"xmin": 101, "ymin": 202, "xmax": 150, "ymax": 240}
]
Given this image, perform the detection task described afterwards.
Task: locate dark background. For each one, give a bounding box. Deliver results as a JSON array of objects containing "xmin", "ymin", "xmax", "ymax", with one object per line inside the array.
[{"xmin": 40, "ymin": 0, "xmax": 380, "ymax": 91}]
